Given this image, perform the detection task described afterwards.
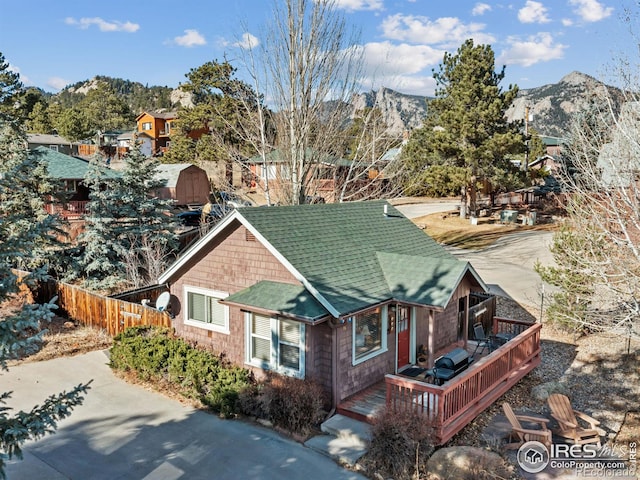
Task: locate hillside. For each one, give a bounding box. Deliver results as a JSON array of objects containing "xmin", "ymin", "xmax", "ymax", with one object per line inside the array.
[
  {"xmin": 53, "ymin": 71, "xmax": 622, "ymax": 138},
  {"xmin": 505, "ymin": 71, "xmax": 624, "ymax": 138}
]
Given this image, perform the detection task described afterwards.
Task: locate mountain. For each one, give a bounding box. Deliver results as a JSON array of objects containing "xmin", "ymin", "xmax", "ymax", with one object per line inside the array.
[
  {"xmin": 351, "ymin": 87, "xmax": 430, "ymax": 135},
  {"xmin": 505, "ymin": 71, "xmax": 623, "ymax": 139},
  {"xmin": 55, "ymin": 76, "xmax": 176, "ymax": 113},
  {"xmin": 352, "ymin": 72, "xmax": 623, "ymax": 139},
  {"xmin": 54, "ymin": 72, "xmax": 622, "ymax": 139}
]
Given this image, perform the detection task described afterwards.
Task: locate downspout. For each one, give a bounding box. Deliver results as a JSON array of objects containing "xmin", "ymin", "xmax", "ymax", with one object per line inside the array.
[{"xmin": 331, "ymin": 324, "xmax": 339, "ymax": 411}]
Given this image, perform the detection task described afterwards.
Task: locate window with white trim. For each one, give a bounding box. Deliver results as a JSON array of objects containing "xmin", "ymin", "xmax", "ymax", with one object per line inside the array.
[
  {"xmin": 246, "ymin": 313, "xmax": 305, "ymax": 377},
  {"xmin": 183, "ymin": 286, "xmax": 229, "ymax": 333},
  {"xmin": 141, "ymin": 121, "xmax": 152, "ymax": 131},
  {"xmin": 353, "ymin": 306, "xmax": 387, "ymax": 364}
]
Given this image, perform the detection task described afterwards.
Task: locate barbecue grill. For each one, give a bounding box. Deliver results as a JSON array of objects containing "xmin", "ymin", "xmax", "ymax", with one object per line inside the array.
[{"xmin": 426, "ymin": 347, "xmax": 473, "ymax": 385}]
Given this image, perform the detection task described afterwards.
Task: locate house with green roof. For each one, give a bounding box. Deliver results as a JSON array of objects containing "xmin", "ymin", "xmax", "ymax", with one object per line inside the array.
[
  {"xmin": 30, "ymin": 146, "xmax": 119, "ymax": 219},
  {"xmin": 158, "ymin": 200, "xmax": 490, "ymax": 410}
]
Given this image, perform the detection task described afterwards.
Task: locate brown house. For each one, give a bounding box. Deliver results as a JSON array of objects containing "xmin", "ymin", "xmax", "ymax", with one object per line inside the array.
[{"xmin": 158, "ymin": 201, "xmax": 489, "ymax": 403}]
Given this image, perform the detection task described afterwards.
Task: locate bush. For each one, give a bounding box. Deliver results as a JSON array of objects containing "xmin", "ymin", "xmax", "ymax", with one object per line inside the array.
[
  {"xmin": 246, "ymin": 375, "xmax": 326, "ymax": 436},
  {"xmin": 366, "ymin": 408, "xmax": 435, "ymax": 480},
  {"xmin": 109, "ymin": 326, "xmax": 253, "ymax": 416}
]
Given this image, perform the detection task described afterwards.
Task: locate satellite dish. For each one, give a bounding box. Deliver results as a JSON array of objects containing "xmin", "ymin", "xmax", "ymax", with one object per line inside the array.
[{"xmin": 155, "ymin": 292, "xmax": 171, "ymax": 312}]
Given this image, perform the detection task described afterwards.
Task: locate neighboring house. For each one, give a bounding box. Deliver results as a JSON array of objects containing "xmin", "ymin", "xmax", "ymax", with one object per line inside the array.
[
  {"xmin": 247, "ymin": 149, "xmax": 366, "ymax": 203},
  {"xmin": 31, "ymin": 146, "xmax": 119, "ymax": 219},
  {"xmin": 154, "ymin": 163, "xmax": 211, "ymax": 206},
  {"xmin": 540, "ymin": 135, "xmax": 564, "ymax": 157},
  {"xmin": 27, "ymin": 133, "xmax": 78, "ymax": 156},
  {"xmin": 135, "ymin": 111, "xmax": 208, "ymax": 157},
  {"xmin": 136, "ymin": 111, "xmax": 177, "ymax": 156},
  {"xmin": 158, "ymin": 200, "xmax": 489, "ymax": 410}
]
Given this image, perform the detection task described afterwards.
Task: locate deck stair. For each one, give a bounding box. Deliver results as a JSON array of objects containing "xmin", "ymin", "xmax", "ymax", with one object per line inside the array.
[{"xmin": 304, "ymin": 414, "xmax": 371, "ymax": 467}]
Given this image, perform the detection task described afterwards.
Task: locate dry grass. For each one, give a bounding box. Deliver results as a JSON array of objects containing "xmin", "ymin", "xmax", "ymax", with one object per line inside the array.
[
  {"xmin": 2, "ymin": 296, "xmax": 112, "ymax": 366},
  {"xmin": 415, "ymin": 212, "xmax": 558, "ymax": 249}
]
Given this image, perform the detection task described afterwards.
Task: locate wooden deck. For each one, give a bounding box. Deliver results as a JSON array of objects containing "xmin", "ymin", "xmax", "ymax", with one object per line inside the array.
[
  {"xmin": 336, "ymin": 339, "xmax": 491, "ymax": 422},
  {"xmin": 337, "ymin": 317, "xmax": 541, "ymax": 444}
]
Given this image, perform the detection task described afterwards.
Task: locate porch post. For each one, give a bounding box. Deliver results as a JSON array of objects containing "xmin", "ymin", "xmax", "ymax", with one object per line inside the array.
[{"xmin": 427, "ymin": 309, "xmax": 435, "ymax": 367}]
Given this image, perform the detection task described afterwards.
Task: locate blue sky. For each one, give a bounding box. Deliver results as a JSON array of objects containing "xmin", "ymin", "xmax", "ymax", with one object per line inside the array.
[{"xmin": 0, "ymin": 0, "xmax": 625, "ymax": 96}]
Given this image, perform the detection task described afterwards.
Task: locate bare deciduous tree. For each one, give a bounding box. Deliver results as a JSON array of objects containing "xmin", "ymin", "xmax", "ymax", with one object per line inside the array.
[
  {"xmin": 537, "ymin": 57, "xmax": 640, "ymax": 351},
  {"xmin": 227, "ymin": 0, "xmax": 407, "ymax": 205}
]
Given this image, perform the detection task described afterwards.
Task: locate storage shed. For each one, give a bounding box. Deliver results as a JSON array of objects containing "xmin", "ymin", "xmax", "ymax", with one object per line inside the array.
[{"xmin": 155, "ymin": 163, "xmax": 210, "ymax": 206}]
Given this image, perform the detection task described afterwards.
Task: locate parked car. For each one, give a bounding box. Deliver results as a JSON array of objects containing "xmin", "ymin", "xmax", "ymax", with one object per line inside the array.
[
  {"xmin": 217, "ymin": 191, "xmax": 254, "ymax": 208},
  {"xmin": 177, "ymin": 206, "xmax": 228, "ymax": 227}
]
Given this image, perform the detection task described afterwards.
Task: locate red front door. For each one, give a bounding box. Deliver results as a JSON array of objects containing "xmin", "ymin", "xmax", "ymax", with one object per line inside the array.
[{"xmin": 397, "ymin": 305, "xmax": 410, "ymax": 367}]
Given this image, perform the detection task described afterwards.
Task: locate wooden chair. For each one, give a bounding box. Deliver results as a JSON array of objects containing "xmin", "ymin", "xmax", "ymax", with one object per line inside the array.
[
  {"xmin": 547, "ymin": 394, "xmax": 604, "ymax": 446},
  {"xmin": 502, "ymin": 402, "xmax": 552, "ymax": 449}
]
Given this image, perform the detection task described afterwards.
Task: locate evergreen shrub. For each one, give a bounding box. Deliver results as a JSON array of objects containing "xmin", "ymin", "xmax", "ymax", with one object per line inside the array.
[{"xmin": 110, "ymin": 326, "xmax": 253, "ymax": 416}]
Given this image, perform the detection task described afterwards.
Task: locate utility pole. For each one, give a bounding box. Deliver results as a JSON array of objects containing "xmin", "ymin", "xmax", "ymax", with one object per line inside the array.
[{"xmin": 523, "ymin": 105, "xmax": 530, "ymax": 172}]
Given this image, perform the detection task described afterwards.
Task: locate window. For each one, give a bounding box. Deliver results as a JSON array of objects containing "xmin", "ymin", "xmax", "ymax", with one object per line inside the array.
[
  {"xmin": 353, "ymin": 306, "xmax": 386, "ymax": 364},
  {"xmin": 184, "ymin": 286, "xmax": 229, "ymax": 333},
  {"xmin": 246, "ymin": 313, "xmax": 305, "ymax": 377},
  {"xmin": 141, "ymin": 121, "xmax": 152, "ymax": 131},
  {"xmin": 48, "ymin": 145, "xmax": 59, "ymax": 152}
]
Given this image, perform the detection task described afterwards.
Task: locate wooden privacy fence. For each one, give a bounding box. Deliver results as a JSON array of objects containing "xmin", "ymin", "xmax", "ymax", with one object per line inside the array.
[
  {"xmin": 385, "ymin": 318, "xmax": 541, "ymax": 444},
  {"xmin": 37, "ymin": 279, "xmax": 172, "ymax": 336}
]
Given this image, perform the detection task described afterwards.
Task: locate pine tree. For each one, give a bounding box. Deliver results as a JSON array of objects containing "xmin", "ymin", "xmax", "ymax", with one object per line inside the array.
[
  {"xmin": 79, "ymin": 142, "xmax": 178, "ymax": 291},
  {"xmin": 0, "ymin": 112, "xmax": 89, "ymax": 477},
  {"xmin": 402, "ymin": 39, "xmax": 524, "ymax": 217}
]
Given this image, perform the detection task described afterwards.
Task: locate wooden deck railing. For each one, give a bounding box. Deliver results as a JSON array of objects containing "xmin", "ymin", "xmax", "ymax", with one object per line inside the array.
[
  {"xmin": 37, "ymin": 279, "xmax": 172, "ymax": 336},
  {"xmin": 45, "ymin": 201, "xmax": 89, "ymax": 219},
  {"xmin": 386, "ymin": 317, "xmax": 541, "ymax": 444}
]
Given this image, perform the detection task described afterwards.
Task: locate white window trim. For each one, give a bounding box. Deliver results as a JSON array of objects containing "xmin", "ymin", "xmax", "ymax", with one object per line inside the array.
[
  {"xmin": 244, "ymin": 312, "xmax": 306, "ymax": 378},
  {"xmin": 183, "ymin": 285, "xmax": 229, "ymax": 334},
  {"xmin": 352, "ymin": 305, "xmax": 388, "ymax": 366}
]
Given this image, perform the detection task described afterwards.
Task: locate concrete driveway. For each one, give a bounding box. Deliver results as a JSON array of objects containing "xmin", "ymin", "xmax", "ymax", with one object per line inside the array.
[
  {"xmin": 396, "ymin": 200, "xmax": 557, "ymax": 308},
  {"xmin": 4, "ymin": 351, "xmax": 366, "ymax": 480},
  {"xmin": 447, "ymin": 230, "xmax": 557, "ymax": 309}
]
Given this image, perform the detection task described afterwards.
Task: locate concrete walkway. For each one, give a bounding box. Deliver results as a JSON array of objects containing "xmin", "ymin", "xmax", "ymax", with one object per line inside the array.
[{"xmin": 3, "ymin": 351, "xmax": 366, "ymax": 480}]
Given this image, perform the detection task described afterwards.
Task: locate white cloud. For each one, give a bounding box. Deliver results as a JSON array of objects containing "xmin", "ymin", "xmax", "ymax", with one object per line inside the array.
[
  {"xmin": 518, "ymin": 1, "xmax": 551, "ymax": 24},
  {"xmin": 233, "ymin": 33, "xmax": 260, "ymax": 49},
  {"xmin": 498, "ymin": 32, "xmax": 567, "ymax": 67},
  {"xmin": 174, "ymin": 29, "xmax": 207, "ymax": 47},
  {"xmin": 47, "ymin": 77, "xmax": 69, "ymax": 91},
  {"xmin": 357, "ymin": 41, "xmax": 443, "ymax": 95},
  {"xmin": 472, "ymin": 3, "xmax": 492, "ymax": 16},
  {"xmin": 65, "ymin": 17, "xmax": 139, "ymax": 33},
  {"xmin": 380, "ymin": 14, "xmax": 495, "ymax": 47},
  {"xmin": 334, "ymin": 0, "xmax": 383, "ymax": 11},
  {"xmin": 562, "ymin": 18, "xmax": 574, "ymax": 26},
  {"xmin": 569, "ymin": 0, "xmax": 613, "ymax": 22},
  {"xmin": 7, "ymin": 63, "xmax": 30, "ymax": 85}
]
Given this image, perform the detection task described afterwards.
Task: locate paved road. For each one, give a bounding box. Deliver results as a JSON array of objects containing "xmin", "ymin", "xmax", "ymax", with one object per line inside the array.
[
  {"xmin": 395, "ymin": 199, "xmax": 460, "ymax": 218},
  {"xmin": 447, "ymin": 231, "xmax": 557, "ymax": 310},
  {"xmin": 397, "ymin": 200, "xmax": 557, "ymax": 309},
  {"xmin": 4, "ymin": 351, "xmax": 366, "ymax": 480}
]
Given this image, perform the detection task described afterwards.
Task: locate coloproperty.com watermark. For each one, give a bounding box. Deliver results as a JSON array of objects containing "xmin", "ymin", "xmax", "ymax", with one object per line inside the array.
[{"xmin": 517, "ymin": 440, "xmax": 637, "ymax": 477}]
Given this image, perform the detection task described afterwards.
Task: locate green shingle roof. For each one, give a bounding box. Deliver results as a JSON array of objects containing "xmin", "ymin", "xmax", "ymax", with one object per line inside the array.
[
  {"xmin": 161, "ymin": 200, "xmax": 487, "ymax": 320},
  {"xmin": 237, "ymin": 200, "xmax": 474, "ymax": 316},
  {"xmin": 30, "ymin": 147, "xmax": 119, "ymax": 180},
  {"xmin": 223, "ymin": 280, "xmax": 329, "ymax": 322}
]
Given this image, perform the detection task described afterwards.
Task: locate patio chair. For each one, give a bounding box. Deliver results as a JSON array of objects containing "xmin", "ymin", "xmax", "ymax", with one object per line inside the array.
[
  {"xmin": 472, "ymin": 323, "xmax": 493, "ymax": 356},
  {"xmin": 547, "ymin": 394, "xmax": 604, "ymax": 446},
  {"xmin": 502, "ymin": 402, "xmax": 552, "ymax": 449}
]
